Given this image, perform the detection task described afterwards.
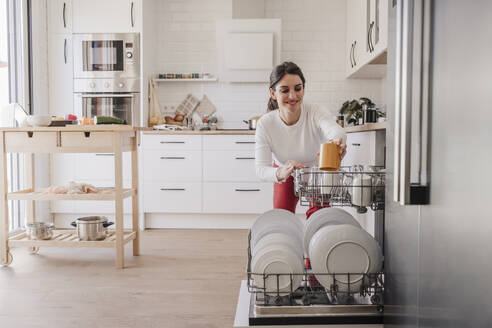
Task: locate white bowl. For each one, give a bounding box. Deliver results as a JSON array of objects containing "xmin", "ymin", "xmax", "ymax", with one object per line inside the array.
[
  {"xmin": 309, "ymin": 224, "xmax": 383, "ymax": 293},
  {"xmin": 26, "ymin": 115, "xmax": 51, "ymax": 127},
  {"xmin": 251, "ymin": 243, "xmax": 304, "ymax": 294},
  {"xmin": 303, "ymin": 208, "xmax": 361, "ymax": 254},
  {"xmin": 250, "ymin": 209, "xmax": 304, "ymax": 251}
]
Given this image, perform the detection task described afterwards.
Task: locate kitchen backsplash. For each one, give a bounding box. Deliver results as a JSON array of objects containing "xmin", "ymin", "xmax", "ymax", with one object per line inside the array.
[{"xmin": 156, "ymin": 0, "xmax": 384, "ymax": 128}]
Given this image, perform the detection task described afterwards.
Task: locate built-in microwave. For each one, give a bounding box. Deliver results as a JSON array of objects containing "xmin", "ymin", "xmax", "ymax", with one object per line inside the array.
[{"xmin": 73, "ymin": 33, "xmax": 140, "ymax": 79}]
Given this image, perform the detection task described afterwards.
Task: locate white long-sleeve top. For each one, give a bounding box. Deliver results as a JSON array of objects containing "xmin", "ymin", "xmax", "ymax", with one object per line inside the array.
[{"xmin": 255, "ymin": 103, "xmax": 346, "ymax": 182}]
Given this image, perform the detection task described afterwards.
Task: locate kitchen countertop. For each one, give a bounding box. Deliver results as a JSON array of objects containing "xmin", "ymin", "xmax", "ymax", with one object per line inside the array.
[
  {"xmin": 343, "ymin": 121, "xmax": 386, "ymax": 133},
  {"xmin": 138, "ymin": 122, "xmax": 386, "ymax": 135},
  {"xmin": 139, "ymin": 128, "xmax": 255, "ymax": 135}
]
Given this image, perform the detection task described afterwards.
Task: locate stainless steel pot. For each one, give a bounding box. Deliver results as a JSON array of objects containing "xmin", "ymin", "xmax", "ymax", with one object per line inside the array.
[
  {"xmin": 243, "ymin": 116, "xmax": 261, "ymax": 130},
  {"xmin": 70, "ymin": 216, "xmax": 114, "ymax": 241},
  {"xmin": 25, "ymin": 222, "xmax": 54, "ymax": 240}
]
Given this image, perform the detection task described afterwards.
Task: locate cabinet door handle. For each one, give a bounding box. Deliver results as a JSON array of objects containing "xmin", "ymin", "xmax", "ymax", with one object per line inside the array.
[
  {"xmin": 350, "ymin": 42, "xmax": 354, "ymax": 67},
  {"xmin": 368, "ymin": 21, "xmax": 374, "ymax": 52},
  {"xmin": 160, "ymin": 156, "xmax": 185, "ymax": 160},
  {"xmin": 160, "ymin": 188, "xmax": 185, "ymax": 191},
  {"xmin": 95, "ymin": 153, "xmax": 114, "ymax": 156},
  {"xmin": 352, "ymin": 143, "xmax": 361, "ymax": 146},
  {"xmin": 160, "ymin": 141, "xmax": 185, "ymax": 144},
  {"xmin": 131, "ymin": 2, "xmax": 134, "ymax": 28},
  {"xmin": 64, "ymin": 38, "xmax": 67, "ymax": 64},
  {"xmin": 235, "ymin": 189, "xmax": 260, "ymax": 192},
  {"xmin": 62, "ymin": 2, "xmax": 66, "ymax": 28},
  {"xmin": 352, "ymin": 41, "xmax": 357, "ymax": 66},
  {"xmin": 235, "ymin": 157, "xmax": 255, "ymax": 160},
  {"xmin": 235, "ymin": 141, "xmax": 255, "ymax": 144}
]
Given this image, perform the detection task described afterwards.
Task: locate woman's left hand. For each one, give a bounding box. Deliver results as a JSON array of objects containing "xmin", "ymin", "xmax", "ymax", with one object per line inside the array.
[{"xmin": 332, "ymin": 138, "xmax": 347, "ymax": 159}]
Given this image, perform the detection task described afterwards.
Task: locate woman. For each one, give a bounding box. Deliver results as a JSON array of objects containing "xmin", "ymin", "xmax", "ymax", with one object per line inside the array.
[{"xmin": 255, "ymin": 62, "xmax": 347, "ymax": 218}]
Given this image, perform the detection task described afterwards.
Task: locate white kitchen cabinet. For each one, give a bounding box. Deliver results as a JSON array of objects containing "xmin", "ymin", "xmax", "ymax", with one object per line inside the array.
[
  {"xmin": 203, "ymin": 135, "xmax": 255, "ymax": 151},
  {"xmin": 72, "ymin": 0, "xmax": 140, "ymax": 33},
  {"xmin": 203, "ymin": 150, "xmax": 257, "ymax": 182},
  {"xmin": 143, "ymin": 182, "xmax": 202, "ymax": 213},
  {"xmin": 48, "ymin": 0, "xmax": 72, "ymax": 34},
  {"xmin": 346, "ymin": 0, "xmax": 368, "ymax": 77},
  {"xmin": 369, "ymin": 0, "xmax": 388, "ymax": 56},
  {"xmin": 143, "ymin": 150, "xmax": 202, "ymax": 182},
  {"xmin": 48, "ymin": 34, "xmax": 73, "ymax": 118},
  {"xmin": 75, "ymin": 153, "xmax": 132, "ymax": 182},
  {"xmin": 143, "ymin": 134, "xmax": 202, "ymax": 151},
  {"xmin": 203, "ymin": 182, "xmax": 273, "ymax": 214},
  {"xmin": 346, "ymin": 0, "xmax": 388, "ymax": 78}
]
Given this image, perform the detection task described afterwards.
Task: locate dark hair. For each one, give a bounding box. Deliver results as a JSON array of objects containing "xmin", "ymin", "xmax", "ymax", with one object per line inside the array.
[{"xmin": 267, "ymin": 62, "xmax": 306, "ymax": 111}]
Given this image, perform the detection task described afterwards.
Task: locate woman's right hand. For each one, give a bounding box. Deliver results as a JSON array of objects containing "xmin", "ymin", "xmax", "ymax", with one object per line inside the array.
[{"xmin": 276, "ymin": 160, "xmax": 306, "ymax": 182}]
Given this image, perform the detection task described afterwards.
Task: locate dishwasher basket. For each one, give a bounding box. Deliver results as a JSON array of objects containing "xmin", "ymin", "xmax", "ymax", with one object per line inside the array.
[
  {"xmin": 294, "ymin": 166, "xmax": 385, "ymax": 211},
  {"xmin": 246, "ymin": 231, "xmax": 384, "ymax": 309}
]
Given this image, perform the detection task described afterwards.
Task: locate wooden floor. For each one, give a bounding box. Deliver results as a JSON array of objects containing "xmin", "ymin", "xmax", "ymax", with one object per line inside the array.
[{"xmin": 0, "ymin": 229, "xmax": 249, "ymax": 328}]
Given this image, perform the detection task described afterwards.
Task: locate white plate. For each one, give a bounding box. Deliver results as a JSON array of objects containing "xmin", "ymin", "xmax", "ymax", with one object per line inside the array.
[
  {"xmin": 250, "ymin": 209, "xmax": 304, "ymax": 251},
  {"xmin": 252, "ymin": 232, "xmax": 303, "ymax": 259},
  {"xmin": 309, "ymin": 224, "xmax": 382, "ymax": 292},
  {"xmin": 251, "ymin": 243, "xmax": 304, "ymax": 294},
  {"xmin": 303, "ymin": 208, "xmax": 360, "ymax": 254}
]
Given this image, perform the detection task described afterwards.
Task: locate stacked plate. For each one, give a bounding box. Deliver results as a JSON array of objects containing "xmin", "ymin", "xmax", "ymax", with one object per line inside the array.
[
  {"xmin": 304, "ymin": 208, "xmax": 383, "ymax": 292},
  {"xmin": 250, "ymin": 209, "xmax": 304, "ymax": 294}
]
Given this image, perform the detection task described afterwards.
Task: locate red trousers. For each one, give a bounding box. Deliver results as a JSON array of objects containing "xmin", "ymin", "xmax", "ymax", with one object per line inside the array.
[{"xmin": 272, "ymin": 166, "xmax": 325, "ymax": 219}]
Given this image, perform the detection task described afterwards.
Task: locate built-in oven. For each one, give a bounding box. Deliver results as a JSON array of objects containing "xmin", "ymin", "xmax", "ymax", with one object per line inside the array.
[
  {"xmin": 74, "ymin": 78, "xmax": 140, "ymax": 126},
  {"xmin": 73, "ymin": 33, "xmax": 139, "ymax": 79}
]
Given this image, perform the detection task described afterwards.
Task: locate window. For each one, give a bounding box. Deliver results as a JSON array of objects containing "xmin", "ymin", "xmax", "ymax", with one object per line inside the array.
[{"xmin": 1, "ymin": 0, "xmax": 30, "ymax": 232}]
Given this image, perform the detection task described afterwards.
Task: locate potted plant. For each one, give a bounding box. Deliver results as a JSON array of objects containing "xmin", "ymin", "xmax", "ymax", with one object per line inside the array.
[{"xmin": 339, "ymin": 97, "xmax": 375, "ymax": 125}]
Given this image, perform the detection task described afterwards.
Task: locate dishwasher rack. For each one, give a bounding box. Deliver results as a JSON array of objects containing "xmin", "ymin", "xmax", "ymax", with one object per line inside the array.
[
  {"xmin": 294, "ymin": 166, "xmax": 385, "ymax": 211},
  {"xmin": 246, "ymin": 232, "xmax": 384, "ymax": 310}
]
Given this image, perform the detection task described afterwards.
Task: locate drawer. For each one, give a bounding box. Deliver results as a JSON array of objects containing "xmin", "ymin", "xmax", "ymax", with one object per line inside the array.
[
  {"xmin": 143, "ymin": 134, "xmax": 202, "ymax": 150},
  {"xmin": 61, "ymin": 132, "xmax": 114, "ymax": 149},
  {"xmin": 202, "ymin": 182, "xmax": 273, "ymax": 214},
  {"xmin": 342, "ymin": 131, "xmax": 376, "ymax": 167},
  {"xmin": 143, "ymin": 182, "xmax": 201, "ymax": 213},
  {"xmin": 203, "ymin": 150, "xmax": 257, "ymax": 182},
  {"xmin": 75, "ymin": 153, "xmax": 132, "ymax": 181},
  {"xmin": 143, "ymin": 150, "xmax": 201, "ymax": 181},
  {"xmin": 203, "ymin": 135, "xmax": 255, "ymax": 150},
  {"xmin": 5, "ymin": 132, "xmax": 58, "ymax": 152}
]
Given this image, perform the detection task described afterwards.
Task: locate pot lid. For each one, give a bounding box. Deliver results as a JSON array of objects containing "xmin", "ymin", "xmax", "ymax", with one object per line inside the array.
[{"xmin": 76, "ymin": 216, "xmax": 108, "ymax": 224}]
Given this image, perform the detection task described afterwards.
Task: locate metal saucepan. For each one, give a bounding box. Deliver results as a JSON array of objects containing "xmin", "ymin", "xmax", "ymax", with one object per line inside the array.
[
  {"xmin": 25, "ymin": 222, "xmax": 54, "ymax": 240},
  {"xmin": 243, "ymin": 116, "xmax": 261, "ymax": 130},
  {"xmin": 70, "ymin": 216, "xmax": 114, "ymax": 241}
]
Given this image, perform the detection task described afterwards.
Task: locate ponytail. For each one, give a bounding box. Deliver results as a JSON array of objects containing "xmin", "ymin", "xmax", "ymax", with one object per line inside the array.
[{"xmin": 267, "ymin": 97, "xmax": 278, "ymax": 111}]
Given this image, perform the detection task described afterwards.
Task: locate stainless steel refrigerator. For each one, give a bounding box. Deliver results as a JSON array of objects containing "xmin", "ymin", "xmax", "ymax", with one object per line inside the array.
[{"xmin": 385, "ymin": 0, "xmax": 492, "ymax": 327}]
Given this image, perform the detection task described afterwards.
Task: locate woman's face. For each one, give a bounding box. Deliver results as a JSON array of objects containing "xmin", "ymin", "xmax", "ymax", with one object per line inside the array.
[{"xmin": 270, "ymin": 74, "xmax": 304, "ymax": 115}]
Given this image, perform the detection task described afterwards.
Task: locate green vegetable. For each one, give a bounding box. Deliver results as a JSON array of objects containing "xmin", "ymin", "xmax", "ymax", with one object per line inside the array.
[{"xmin": 94, "ymin": 116, "xmax": 125, "ymax": 125}]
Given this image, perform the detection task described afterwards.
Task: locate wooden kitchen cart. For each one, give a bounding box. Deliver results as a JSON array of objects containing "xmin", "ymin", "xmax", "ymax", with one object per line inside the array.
[{"xmin": 0, "ymin": 125, "xmax": 139, "ymax": 269}]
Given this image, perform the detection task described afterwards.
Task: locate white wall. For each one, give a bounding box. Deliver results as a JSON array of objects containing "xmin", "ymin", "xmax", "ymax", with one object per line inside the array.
[{"xmin": 154, "ymin": 0, "xmax": 384, "ymax": 129}]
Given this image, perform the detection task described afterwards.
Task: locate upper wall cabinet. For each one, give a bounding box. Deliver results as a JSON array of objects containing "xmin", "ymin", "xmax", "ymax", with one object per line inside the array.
[
  {"xmin": 48, "ymin": 0, "xmax": 72, "ymax": 34},
  {"xmin": 216, "ymin": 19, "xmax": 281, "ymax": 82},
  {"xmin": 346, "ymin": 0, "xmax": 388, "ymax": 79},
  {"xmin": 72, "ymin": 0, "xmax": 141, "ymax": 33}
]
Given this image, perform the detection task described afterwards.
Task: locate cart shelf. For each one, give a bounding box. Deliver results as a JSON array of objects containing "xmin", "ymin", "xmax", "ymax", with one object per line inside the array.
[
  {"xmin": 7, "ymin": 188, "xmax": 136, "ymax": 201},
  {"xmin": 8, "ymin": 230, "xmax": 137, "ymax": 248},
  {"xmin": 0, "ymin": 126, "xmax": 140, "ymax": 268}
]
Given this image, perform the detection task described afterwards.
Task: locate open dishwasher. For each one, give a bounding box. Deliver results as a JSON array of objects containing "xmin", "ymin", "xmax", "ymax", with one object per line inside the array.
[{"xmin": 235, "ymin": 167, "xmax": 386, "ymax": 327}]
